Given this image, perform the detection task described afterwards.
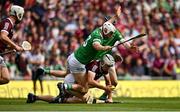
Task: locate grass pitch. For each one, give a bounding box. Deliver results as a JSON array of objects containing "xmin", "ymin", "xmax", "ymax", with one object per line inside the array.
[{"xmin": 0, "ymin": 97, "xmax": 180, "ymax": 111}]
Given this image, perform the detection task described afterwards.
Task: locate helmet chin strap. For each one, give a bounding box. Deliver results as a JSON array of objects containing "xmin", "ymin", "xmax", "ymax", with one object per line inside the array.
[
  {"xmin": 101, "ymin": 26, "xmax": 105, "ymax": 37},
  {"xmin": 15, "ymin": 19, "xmax": 21, "ymax": 24},
  {"xmin": 14, "ymin": 11, "xmax": 21, "ymax": 24}
]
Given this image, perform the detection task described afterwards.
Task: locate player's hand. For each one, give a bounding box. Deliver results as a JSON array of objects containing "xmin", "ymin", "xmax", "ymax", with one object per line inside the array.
[
  {"xmin": 105, "ymin": 85, "xmax": 115, "ymax": 93},
  {"xmin": 114, "ymin": 54, "xmax": 123, "ymax": 63},
  {"xmin": 15, "ymin": 45, "xmax": 24, "ymax": 52},
  {"xmin": 105, "ymin": 87, "xmax": 111, "ymax": 93},
  {"xmin": 115, "ymin": 6, "xmax": 121, "ymax": 18},
  {"xmin": 104, "ymin": 46, "xmax": 112, "ymax": 51},
  {"xmin": 129, "ymin": 45, "xmax": 139, "ymax": 53}
]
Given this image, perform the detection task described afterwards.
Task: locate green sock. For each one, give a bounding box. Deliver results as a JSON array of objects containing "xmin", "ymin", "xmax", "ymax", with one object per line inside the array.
[{"xmin": 64, "ymin": 84, "xmax": 72, "ymax": 90}]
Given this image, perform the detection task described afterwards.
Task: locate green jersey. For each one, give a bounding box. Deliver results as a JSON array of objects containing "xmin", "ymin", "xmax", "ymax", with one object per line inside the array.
[{"xmin": 74, "ymin": 27, "xmax": 124, "ymax": 64}]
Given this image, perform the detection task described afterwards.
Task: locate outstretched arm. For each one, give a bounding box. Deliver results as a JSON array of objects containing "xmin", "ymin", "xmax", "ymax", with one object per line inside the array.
[
  {"xmin": 93, "ymin": 42, "xmax": 112, "ymax": 51},
  {"xmin": 49, "ymin": 70, "xmax": 67, "ymax": 77},
  {"xmin": 107, "ymin": 6, "xmax": 121, "ymax": 24}
]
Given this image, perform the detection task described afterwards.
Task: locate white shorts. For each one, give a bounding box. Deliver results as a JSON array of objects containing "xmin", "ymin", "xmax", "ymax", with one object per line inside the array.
[
  {"xmin": 67, "ymin": 53, "xmax": 86, "ymax": 73},
  {"xmin": 0, "ymin": 56, "xmax": 6, "ymax": 67},
  {"xmin": 64, "ymin": 74, "xmax": 75, "ymax": 84}
]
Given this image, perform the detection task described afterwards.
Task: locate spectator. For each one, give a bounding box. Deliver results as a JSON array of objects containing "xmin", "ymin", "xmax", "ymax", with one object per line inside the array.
[
  {"xmin": 131, "ymin": 58, "xmax": 145, "ymax": 76},
  {"xmin": 175, "ymin": 58, "xmax": 180, "ymax": 79},
  {"xmin": 162, "ymin": 48, "xmax": 176, "ymax": 79},
  {"xmin": 151, "ymin": 50, "xmax": 164, "ymax": 77},
  {"xmin": 29, "ymin": 45, "xmax": 45, "ymax": 95}
]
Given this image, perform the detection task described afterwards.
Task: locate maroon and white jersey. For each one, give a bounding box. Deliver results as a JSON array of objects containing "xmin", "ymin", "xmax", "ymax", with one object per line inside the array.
[
  {"xmin": 86, "ymin": 60, "xmax": 108, "ymax": 80},
  {"xmin": 0, "ymin": 18, "xmax": 14, "ymax": 53}
]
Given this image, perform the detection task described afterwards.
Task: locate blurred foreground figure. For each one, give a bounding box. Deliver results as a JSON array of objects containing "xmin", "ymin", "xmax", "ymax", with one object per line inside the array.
[{"xmin": 0, "ymin": 5, "xmax": 24, "ymax": 85}]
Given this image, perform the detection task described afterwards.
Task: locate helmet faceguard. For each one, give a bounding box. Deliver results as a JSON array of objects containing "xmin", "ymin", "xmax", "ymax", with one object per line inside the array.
[
  {"xmin": 101, "ymin": 54, "xmax": 115, "ymax": 67},
  {"xmin": 10, "ymin": 5, "xmax": 24, "ymax": 23},
  {"xmin": 102, "ymin": 22, "xmax": 116, "ymax": 35}
]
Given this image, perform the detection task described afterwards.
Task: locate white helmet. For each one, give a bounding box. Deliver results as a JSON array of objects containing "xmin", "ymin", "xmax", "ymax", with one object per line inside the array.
[
  {"xmin": 10, "ymin": 5, "xmax": 24, "ymax": 21},
  {"xmin": 102, "ymin": 54, "xmax": 115, "ymax": 67},
  {"xmin": 102, "ymin": 21, "xmax": 116, "ymax": 35}
]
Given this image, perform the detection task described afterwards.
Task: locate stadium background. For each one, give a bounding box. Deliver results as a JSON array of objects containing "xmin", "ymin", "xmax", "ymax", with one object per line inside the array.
[{"xmin": 0, "ymin": 0, "xmax": 180, "ymax": 98}]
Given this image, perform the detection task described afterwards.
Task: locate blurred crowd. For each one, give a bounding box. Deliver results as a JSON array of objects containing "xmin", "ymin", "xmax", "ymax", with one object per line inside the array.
[{"xmin": 0, "ymin": 0, "xmax": 179, "ymax": 80}]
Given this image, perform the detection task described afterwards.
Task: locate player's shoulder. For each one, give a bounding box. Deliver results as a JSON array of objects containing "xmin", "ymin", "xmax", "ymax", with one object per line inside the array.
[
  {"xmin": 91, "ymin": 27, "xmax": 102, "ymax": 37},
  {"xmin": 0, "ymin": 18, "xmax": 13, "ymax": 32},
  {"xmin": 1, "ymin": 18, "xmax": 13, "ymax": 26},
  {"xmin": 114, "ymin": 29, "xmax": 123, "ymax": 39},
  {"xmin": 114, "ymin": 29, "xmax": 121, "ymax": 35}
]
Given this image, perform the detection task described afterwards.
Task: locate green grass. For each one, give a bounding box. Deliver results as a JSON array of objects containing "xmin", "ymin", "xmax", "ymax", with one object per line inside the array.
[{"xmin": 0, "ymin": 97, "xmax": 180, "ymax": 111}]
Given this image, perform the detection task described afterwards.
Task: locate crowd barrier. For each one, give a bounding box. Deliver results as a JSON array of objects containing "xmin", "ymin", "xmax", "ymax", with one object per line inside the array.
[{"xmin": 0, "ymin": 80, "xmax": 180, "ymax": 98}]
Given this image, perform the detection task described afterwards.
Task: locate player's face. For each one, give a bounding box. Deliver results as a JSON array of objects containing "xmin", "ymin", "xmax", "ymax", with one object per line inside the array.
[
  {"xmin": 104, "ymin": 32, "xmax": 113, "ymax": 38},
  {"xmin": 101, "ymin": 63, "xmax": 111, "ymax": 73},
  {"xmin": 15, "ymin": 17, "xmax": 22, "ymax": 24}
]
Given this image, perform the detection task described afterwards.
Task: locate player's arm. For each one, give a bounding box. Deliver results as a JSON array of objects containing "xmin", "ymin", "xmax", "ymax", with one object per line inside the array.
[
  {"xmin": 107, "ymin": 6, "xmax": 121, "ymax": 24},
  {"xmin": 0, "ymin": 31, "xmax": 23, "ymax": 51},
  {"xmin": 88, "ymin": 71, "xmax": 107, "ymax": 90},
  {"xmin": 87, "ymin": 71, "xmax": 112, "ymax": 93},
  {"xmin": 103, "ymin": 74, "xmax": 111, "ymax": 86},
  {"xmin": 123, "ymin": 40, "xmax": 139, "ymax": 52},
  {"xmin": 103, "ymin": 74, "xmax": 113, "ymax": 103},
  {"xmin": 93, "ymin": 41, "xmax": 112, "ymax": 51},
  {"xmin": 116, "ymin": 32, "xmax": 138, "ymax": 52},
  {"xmin": 122, "ymin": 39, "xmax": 131, "ymax": 49},
  {"xmin": 48, "ymin": 70, "xmax": 67, "ymax": 77}
]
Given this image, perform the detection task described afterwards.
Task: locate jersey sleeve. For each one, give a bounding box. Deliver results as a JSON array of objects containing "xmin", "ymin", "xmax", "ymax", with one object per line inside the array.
[
  {"xmin": 93, "ymin": 38, "xmax": 102, "ymax": 44},
  {"xmin": 92, "ymin": 29, "xmax": 102, "ymax": 44},
  {"xmin": 0, "ymin": 20, "xmax": 12, "ymax": 34},
  {"xmin": 114, "ymin": 30, "xmax": 124, "ymax": 42}
]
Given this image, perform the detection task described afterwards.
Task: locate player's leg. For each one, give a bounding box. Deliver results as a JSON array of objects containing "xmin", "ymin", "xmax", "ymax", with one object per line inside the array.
[
  {"xmin": 66, "ymin": 90, "xmax": 86, "ymax": 101},
  {"xmin": 66, "ymin": 53, "xmax": 88, "ymax": 93},
  {"xmin": 62, "ymin": 73, "xmax": 88, "ymax": 94},
  {"xmin": 0, "ymin": 66, "xmax": 10, "ymax": 85},
  {"xmin": 32, "ymin": 70, "xmax": 37, "ymax": 94},
  {"xmin": 48, "ymin": 92, "xmax": 85, "ymax": 104},
  {"xmin": 72, "ymin": 73, "xmax": 88, "ymax": 93},
  {"xmin": 99, "ymin": 66, "xmax": 117, "ymax": 100},
  {"xmin": 57, "ymin": 74, "xmax": 93, "ymax": 104},
  {"xmin": 64, "ymin": 90, "xmax": 93, "ymax": 104},
  {"xmin": 38, "ymin": 70, "xmax": 44, "ymax": 95},
  {"xmin": 0, "ymin": 57, "xmax": 10, "ymax": 85},
  {"xmin": 65, "ymin": 96, "xmax": 84, "ymax": 103},
  {"xmin": 36, "ymin": 95, "xmax": 55, "ymax": 103},
  {"xmin": 33, "ymin": 81, "xmax": 36, "ymax": 94},
  {"xmin": 26, "ymin": 93, "xmax": 55, "ymax": 103},
  {"xmin": 39, "ymin": 80, "xmax": 44, "ymax": 95},
  {"xmin": 57, "ymin": 75, "xmax": 87, "ymax": 94},
  {"xmin": 57, "ymin": 74, "xmax": 86, "ymax": 103}
]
